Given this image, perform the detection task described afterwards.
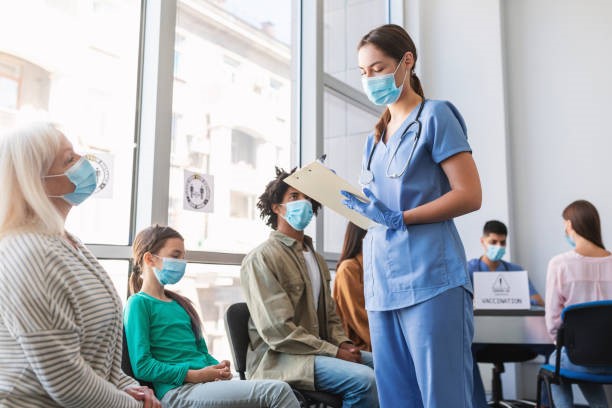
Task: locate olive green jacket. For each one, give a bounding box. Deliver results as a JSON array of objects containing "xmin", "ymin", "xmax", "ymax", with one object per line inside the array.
[{"xmin": 240, "ymin": 231, "xmax": 350, "ymax": 390}]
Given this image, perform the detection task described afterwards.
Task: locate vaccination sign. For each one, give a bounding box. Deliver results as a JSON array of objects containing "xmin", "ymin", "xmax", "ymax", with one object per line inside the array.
[{"xmin": 473, "ymin": 271, "xmax": 530, "ymax": 310}]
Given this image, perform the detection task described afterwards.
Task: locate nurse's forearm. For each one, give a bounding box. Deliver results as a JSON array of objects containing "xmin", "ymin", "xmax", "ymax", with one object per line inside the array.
[{"xmin": 402, "ymin": 189, "xmax": 481, "ymax": 225}]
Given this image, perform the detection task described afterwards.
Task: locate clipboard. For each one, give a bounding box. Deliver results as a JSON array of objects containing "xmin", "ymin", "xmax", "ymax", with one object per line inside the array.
[{"xmin": 283, "ymin": 161, "xmax": 375, "ymax": 230}]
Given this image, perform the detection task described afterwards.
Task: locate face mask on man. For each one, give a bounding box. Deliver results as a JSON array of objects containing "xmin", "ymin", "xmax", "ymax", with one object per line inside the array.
[
  {"xmin": 282, "ymin": 200, "xmax": 314, "ymax": 231},
  {"xmin": 152, "ymin": 255, "xmax": 187, "ymax": 285},
  {"xmin": 486, "ymin": 244, "xmax": 506, "ymax": 262},
  {"xmin": 45, "ymin": 157, "xmax": 97, "ymax": 205},
  {"xmin": 361, "ymin": 59, "xmax": 407, "ymax": 106}
]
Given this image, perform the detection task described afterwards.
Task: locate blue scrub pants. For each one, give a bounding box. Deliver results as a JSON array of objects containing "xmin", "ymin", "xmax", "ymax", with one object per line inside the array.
[{"xmin": 368, "ymin": 286, "xmax": 474, "ymax": 408}]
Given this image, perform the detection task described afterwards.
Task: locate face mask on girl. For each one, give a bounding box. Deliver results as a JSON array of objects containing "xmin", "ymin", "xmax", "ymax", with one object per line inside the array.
[
  {"xmin": 45, "ymin": 157, "xmax": 98, "ymax": 205},
  {"xmin": 282, "ymin": 200, "xmax": 314, "ymax": 231},
  {"xmin": 361, "ymin": 59, "xmax": 408, "ymax": 106},
  {"xmin": 152, "ymin": 255, "xmax": 187, "ymax": 285},
  {"xmin": 486, "ymin": 244, "xmax": 506, "ymax": 262},
  {"xmin": 565, "ymin": 234, "xmax": 576, "ymax": 248}
]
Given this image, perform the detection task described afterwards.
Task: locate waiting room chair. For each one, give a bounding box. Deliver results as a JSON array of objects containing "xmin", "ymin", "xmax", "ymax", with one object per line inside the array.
[
  {"xmin": 537, "ymin": 300, "xmax": 612, "ymax": 407},
  {"xmin": 224, "ymin": 302, "xmax": 342, "ymax": 408},
  {"xmin": 474, "ymin": 344, "xmax": 539, "ymax": 407},
  {"xmin": 121, "ymin": 329, "xmax": 154, "ymax": 389}
]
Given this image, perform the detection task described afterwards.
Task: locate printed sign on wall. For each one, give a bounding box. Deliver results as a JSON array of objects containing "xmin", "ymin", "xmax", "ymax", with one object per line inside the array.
[
  {"xmin": 183, "ymin": 170, "xmax": 214, "ymax": 213},
  {"xmin": 85, "ymin": 152, "xmax": 113, "ymax": 199}
]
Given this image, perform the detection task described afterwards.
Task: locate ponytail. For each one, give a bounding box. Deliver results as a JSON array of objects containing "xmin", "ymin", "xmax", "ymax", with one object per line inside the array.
[
  {"xmin": 129, "ymin": 263, "xmax": 144, "ymax": 295},
  {"xmin": 411, "ymin": 73, "xmax": 424, "ymax": 99},
  {"xmin": 374, "ymin": 108, "xmax": 391, "ymax": 142}
]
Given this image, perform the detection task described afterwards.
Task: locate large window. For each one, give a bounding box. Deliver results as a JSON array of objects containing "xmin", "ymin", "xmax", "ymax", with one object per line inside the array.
[
  {"xmin": 0, "ymin": 0, "xmax": 396, "ymax": 365},
  {"xmin": 0, "ymin": 0, "xmax": 141, "ymax": 246},
  {"xmin": 323, "ymin": 91, "xmax": 379, "ymax": 254},
  {"xmin": 322, "ymin": 0, "xmax": 388, "ymax": 255},
  {"xmin": 168, "ymin": 0, "xmax": 295, "ymax": 254}
]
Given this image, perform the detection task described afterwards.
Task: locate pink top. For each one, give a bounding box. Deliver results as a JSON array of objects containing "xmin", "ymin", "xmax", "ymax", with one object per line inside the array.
[{"xmin": 545, "ymin": 250, "xmax": 612, "ymax": 340}]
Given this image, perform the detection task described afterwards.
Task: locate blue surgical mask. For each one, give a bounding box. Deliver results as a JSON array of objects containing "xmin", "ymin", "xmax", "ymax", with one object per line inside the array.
[
  {"xmin": 361, "ymin": 60, "xmax": 407, "ymax": 106},
  {"xmin": 45, "ymin": 157, "xmax": 97, "ymax": 205},
  {"xmin": 565, "ymin": 234, "xmax": 576, "ymax": 248},
  {"xmin": 153, "ymin": 255, "xmax": 187, "ymax": 285},
  {"xmin": 486, "ymin": 244, "xmax": 506, "ymax": 262},
  {"xmin": 282, "ymin": 200, "xmax": 313, "ymax": 231}
]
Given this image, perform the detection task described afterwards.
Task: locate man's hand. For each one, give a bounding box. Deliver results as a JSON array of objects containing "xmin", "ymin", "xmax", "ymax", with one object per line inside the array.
[
  {"xmin": 336, "ymin": 342, "xmax": 361, "ymax": 363},
  {"xmin": 125, "ymin": 385, "xmax": 161, "ymax": 408},
  {"xmin": 341, "ymin": 188, "xmax": 405, "ymax": 230}
]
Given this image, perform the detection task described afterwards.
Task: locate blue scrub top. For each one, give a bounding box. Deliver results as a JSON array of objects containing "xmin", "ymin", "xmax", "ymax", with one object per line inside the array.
[
  {"xmin": 466, "ymin": 257, "xmax": 541, "ymax": 303},
  {"xmin": 361, "ymin": 99, "xmax": 472, "ymax": 311}
]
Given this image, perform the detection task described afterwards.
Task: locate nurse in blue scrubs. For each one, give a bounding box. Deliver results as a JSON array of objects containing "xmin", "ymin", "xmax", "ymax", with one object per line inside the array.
[{"xmin": 341, "ymin": 24, "xmax": 482, "ymax": 407}]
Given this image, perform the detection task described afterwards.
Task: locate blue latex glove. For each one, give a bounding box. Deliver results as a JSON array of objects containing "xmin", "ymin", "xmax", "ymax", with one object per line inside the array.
[{"xmin": 341, "ymin": 188, "xmax": 405, "ymax": 230}]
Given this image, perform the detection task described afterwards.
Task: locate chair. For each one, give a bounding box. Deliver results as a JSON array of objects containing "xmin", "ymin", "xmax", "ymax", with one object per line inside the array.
[
  {"xmin": 537, "ymin": 300, "xmax": 612, "ymax": 407},
  {"xmin": 224, "ymin": 302, "xmax": 342, "ymax": 408},
  {"xmin": 121, "ymin": 329, "xmax": 154, "ymax": 389},
  {"xmin": 474, "ymin": 344, "xmax": 538, "ymax": 407}
]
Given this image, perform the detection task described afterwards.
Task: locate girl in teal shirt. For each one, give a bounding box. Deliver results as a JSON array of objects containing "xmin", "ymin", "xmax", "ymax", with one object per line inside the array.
[{"xmin": 124, "ymin": 225, "xmax": 299, "ymax": 408}]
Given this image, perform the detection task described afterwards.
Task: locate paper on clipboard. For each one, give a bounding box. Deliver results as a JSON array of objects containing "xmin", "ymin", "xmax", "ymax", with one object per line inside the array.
[{"xmin": 283, "ymin": 161, "xmax": 375, "ymax": 230}]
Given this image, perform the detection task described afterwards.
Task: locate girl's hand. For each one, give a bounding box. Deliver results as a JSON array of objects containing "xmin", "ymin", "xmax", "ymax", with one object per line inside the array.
[{"xmin": 186, "ymin": 363, "xmax": 232, "ymax": 383}]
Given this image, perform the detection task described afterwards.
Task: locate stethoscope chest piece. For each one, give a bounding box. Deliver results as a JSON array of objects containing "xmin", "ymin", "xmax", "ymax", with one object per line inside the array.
[{"xmin": 359, "ymin": 170, "xmax": 374, "ymax": 186}]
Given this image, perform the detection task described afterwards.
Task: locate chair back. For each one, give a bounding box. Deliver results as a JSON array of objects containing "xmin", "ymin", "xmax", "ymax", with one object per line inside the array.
[
  {"xmin": 560, "ymin": 300, "xmax": 612, "ymax": 366},
  {"xmin": 121, "ymin": 329, "xmax": 154, "ymax": 388},
  {"xmin": 224, "ymin": 302, "xmax": 251, "ymax": 380}
]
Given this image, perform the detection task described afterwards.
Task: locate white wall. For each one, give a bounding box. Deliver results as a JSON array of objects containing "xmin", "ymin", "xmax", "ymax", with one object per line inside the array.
[{"xmin": 503, "ymin": 0, "xmax": 612, "ymax": 293}]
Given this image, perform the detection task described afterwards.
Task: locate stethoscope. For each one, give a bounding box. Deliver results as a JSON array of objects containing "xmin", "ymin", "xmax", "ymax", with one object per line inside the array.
[
  {"xmin": 359, "ymin": 99, "xmax": 426, "ymax": 185},
  {"xmin": 478, "ymin": 257, "xmax": 509, "ymax": 271}
]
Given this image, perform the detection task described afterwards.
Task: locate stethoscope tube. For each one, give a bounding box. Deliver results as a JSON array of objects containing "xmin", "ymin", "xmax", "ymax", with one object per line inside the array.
[{"xmin": 361, "ymin": 99, "xmax": 426, "ymax": 184}]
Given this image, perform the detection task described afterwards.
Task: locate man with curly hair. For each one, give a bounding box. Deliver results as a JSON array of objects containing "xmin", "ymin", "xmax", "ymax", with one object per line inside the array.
[{"xmin": 240, "ymin": 167, "xmax": 378, "ymax": 408}]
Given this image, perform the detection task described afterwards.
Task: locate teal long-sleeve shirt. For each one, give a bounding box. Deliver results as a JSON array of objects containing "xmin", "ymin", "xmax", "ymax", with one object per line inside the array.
[{"xmin": 123, "ymin": 292, "xmax": 219, "ymax": 400}]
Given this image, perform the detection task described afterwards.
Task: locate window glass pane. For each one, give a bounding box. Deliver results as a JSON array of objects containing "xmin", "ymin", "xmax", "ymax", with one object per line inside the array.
[
  {"xmin": 164, "ymin": 263, "xmax": 243, "ymax": 364},
  {"xmin": 323, "ymin": 91, "xmax": 378, "ymax": 254},
  {"xmin": 169, "ymin": 1, "xmax": 296, "ymax": 253},
  {"xmin": 99, "ymin": 259, "xmax": 130, "ymax": 305},
  {"xmin": 324, "ymin": 0, "xmax": 388, "ymax": 90},
  {"xmin": 0, "ymin": 1, "xmax": 141, "ymax": 245}
]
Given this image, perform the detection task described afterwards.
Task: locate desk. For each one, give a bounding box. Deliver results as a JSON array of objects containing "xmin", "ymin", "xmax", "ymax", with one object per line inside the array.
[
  {"xmin": 474, "ymin": 308, "xmax": 553, "ymax": 346},
  {"xmin": 473, "ymin": 308, "xmax": 554, "ymax": 402}
]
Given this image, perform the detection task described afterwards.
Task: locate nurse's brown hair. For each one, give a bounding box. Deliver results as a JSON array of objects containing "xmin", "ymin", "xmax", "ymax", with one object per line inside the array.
[
  {"xmin": 358, "ymin": 24, "xmax": 424, "ymax": 142},
  {"xmin": 562, "ymin": 200, "xmax": 605, "ymax": 249}
]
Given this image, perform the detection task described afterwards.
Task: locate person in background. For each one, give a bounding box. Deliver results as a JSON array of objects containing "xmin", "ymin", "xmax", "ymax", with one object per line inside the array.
[
  {"xmin": 341, "ymin": 24, "xmax": 481, "ymax": 407},
  {"xmin": 333, "ymin": 222, "xmax": 371, "ymax": 351},
  {"xmin": 0, "ymin": 122, "xmax": 159, "ymax": 407},
  {"xmin": 124, "ymin": 225, "xmax": 300, "ymax": 408},
  {"xmin": 241, "ymin": 167, "xmax": 378, "ymax": 408},
  {"xmin": 545, "ymin": 200, "xmax": 612, "ymax": 408},
  {"xmin": 469, "ymin": 220, "xmax": 544, "ymax": 408},
  {"xmin": 467, "ymin": 220, "xmax": 544, "ymax": 306}
]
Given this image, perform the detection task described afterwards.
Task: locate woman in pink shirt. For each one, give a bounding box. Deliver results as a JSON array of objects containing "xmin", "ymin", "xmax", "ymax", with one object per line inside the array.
[{"xmin": 545, "ymin": 199, "xmax": 612, "ymax": 408}]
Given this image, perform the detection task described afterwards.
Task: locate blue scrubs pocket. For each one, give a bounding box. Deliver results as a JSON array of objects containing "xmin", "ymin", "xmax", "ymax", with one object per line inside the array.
[{"xmin": 386, "ymin": 224, "xmax": 448, "ymax": 291}]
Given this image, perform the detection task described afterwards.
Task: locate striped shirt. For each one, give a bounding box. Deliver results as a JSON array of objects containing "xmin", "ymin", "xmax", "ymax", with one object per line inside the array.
[{"xmin": 0, "ymin": 232, "xmax": 141, "ymax": 408}]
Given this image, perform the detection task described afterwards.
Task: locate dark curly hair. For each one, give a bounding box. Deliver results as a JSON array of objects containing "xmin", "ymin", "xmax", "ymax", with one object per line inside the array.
[{"xmin": 257, "ymin": 167, "xmax": 321, "ymax": 230}]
